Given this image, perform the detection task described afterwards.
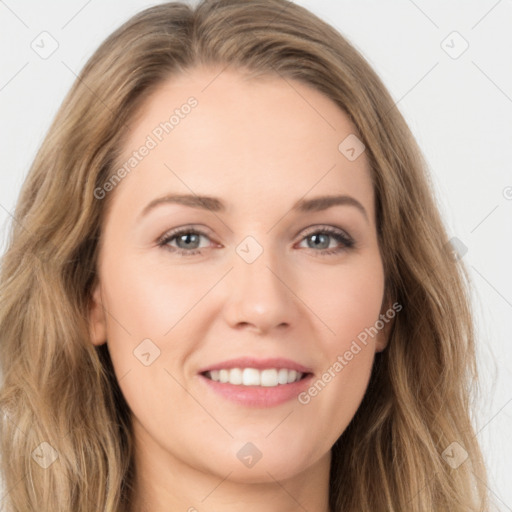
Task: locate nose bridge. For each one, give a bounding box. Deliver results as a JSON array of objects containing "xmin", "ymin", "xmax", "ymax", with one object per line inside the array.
[{"xmin": 236, "ymin": 235, "xmax": 280, "ymax": 289}]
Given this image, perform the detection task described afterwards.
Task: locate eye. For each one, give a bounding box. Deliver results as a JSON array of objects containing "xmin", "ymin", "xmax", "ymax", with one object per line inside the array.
[
  {"xmin": 157, "ymin": 225, "xmax": 355, "ymax": 257},
  {"xmin": 157, "ymin": 227, "xmax": 213, "ymax": 256},
  {"xmin": 297, "ymin": 226, "xmax": 355, "ymax": 256}
]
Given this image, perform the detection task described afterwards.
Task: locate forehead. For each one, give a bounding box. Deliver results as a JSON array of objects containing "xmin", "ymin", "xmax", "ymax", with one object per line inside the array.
[{"xmin": 110, "ymin": 65, "xmax": 374, "ymax": 220}]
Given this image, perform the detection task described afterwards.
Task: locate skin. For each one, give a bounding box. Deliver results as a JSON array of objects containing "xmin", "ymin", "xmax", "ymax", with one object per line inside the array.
[{"xmin": 89, "ymin": 65, "xmax": 391, "ymax": 512}]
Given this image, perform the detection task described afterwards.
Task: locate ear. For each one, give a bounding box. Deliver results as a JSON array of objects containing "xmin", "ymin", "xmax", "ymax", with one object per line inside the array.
[
  {"xmin": 89, "ymin": 280, "xmax": 108, "ymax": 346},
  {"xmin": 374, "ymin": 297, "xmax": 396, "ymax": 353},
  {"xmin": 375, "ymin": 320, "xmax": 391, "ymax": 353}
]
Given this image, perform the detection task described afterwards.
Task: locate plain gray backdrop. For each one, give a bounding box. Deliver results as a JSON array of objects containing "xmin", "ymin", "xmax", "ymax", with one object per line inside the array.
[{"xmin": 0, "ymin": 0, "xmax": 511, "ymax": 509}]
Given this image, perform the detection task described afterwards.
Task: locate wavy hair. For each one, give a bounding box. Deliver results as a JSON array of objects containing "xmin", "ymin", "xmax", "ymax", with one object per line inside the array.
[{"xmin": 0, "ymin": 0, "xmax": 492, "ymax": 510}]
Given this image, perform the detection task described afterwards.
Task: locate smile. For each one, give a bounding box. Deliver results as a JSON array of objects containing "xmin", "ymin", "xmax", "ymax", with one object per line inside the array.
[{"xmin": 203, "ymin": 368, "xmax": 306, "ymax": 387}]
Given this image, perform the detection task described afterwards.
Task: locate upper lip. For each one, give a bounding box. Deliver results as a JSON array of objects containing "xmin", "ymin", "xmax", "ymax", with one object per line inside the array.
[{"xmin": 197, "ymin": 357, "xmax": 313, "ymax": 374}]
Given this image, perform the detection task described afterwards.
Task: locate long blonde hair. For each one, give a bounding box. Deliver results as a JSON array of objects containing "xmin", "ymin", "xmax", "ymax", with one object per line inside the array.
[{"xmin": 0, "ymin": 1, "xmax": 492, "ymax": 510}]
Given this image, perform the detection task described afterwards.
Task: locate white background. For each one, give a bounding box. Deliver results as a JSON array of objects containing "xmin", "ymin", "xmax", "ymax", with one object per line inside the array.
[{"xmin": 0, "ymin": 0, "xmax": 511, "ymax": 509}]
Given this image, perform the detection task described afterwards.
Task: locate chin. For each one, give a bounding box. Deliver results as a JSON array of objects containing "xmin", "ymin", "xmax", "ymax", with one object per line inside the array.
[{"xmin": 199, "ymin": 443, "xmax": 319, "ymax": 484}]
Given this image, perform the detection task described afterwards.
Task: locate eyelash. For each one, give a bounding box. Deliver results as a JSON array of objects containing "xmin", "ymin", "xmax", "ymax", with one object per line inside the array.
[{"xmin": 156, "ymin": 225, "xmax": 355, "ymax": 257}]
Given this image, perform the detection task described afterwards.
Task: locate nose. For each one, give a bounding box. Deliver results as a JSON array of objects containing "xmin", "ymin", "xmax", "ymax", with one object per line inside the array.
[{"xmin": 221, "ymin": 242, "xmax": 301, "ymax": 335}]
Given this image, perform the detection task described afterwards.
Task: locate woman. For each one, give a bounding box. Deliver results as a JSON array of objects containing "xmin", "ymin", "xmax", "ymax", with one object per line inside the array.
[{"xmin": 0, "ymin": 0, "xmax": 491, "ymax": 510}]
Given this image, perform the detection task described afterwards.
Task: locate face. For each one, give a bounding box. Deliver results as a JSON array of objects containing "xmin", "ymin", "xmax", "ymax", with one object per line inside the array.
[{"xmin": 89, "ymin": 66, "xmax": 390, "ymax": 487}]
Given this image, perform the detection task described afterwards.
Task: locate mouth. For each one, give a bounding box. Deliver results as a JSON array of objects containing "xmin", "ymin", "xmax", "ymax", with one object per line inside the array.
[
  {"xmin": 197, "ymin": 357, "xmax": 314, "ymax": 408},
  {"xmin": 201, "ymin": 368, "xmax": 312, "ymax": 387}
]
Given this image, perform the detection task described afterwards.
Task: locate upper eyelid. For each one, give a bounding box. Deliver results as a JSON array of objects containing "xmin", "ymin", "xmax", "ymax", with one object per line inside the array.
[{"xmin": 300, "ymin": 225, "xmax": 351, "ymax": 236}]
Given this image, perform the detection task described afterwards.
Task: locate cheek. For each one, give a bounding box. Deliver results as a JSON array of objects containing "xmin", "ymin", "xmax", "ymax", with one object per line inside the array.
[
  {"xmin": 304, "ymin": 254, "xmax": 385, "ymax": 347},
  {"xmin": 297, "ymin": 254, "xmax": 384, "ymax": 414},
  {"xmin": 98, "ymin": 253, "xmax": 218, "ymax": 403},
  {"xmin": 97, "ymin": 260, "xmax": 199, "ymax": 429},
  {"xmin": 101, "ymin": 255, "xmax": 203, "ymax": 340}
]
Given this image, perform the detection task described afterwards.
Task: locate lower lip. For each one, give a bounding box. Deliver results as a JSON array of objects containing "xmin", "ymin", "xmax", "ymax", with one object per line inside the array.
[{"xmin": 198, "ymin": 373, "xmax": 314, "ymax": 408}]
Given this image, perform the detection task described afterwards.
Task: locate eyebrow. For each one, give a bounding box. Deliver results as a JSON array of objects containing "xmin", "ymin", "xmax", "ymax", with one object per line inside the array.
[{"xmin": 138, "ymin": 193, "xmax": 369, "ymax": 223}]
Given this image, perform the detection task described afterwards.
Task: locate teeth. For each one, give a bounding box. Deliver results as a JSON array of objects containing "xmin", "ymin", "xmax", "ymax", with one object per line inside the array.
[
  {"xmin": 205, "ymin": 368, "xmax": 304, "ymax": 387},
  {"xmin": 277, "ymin": 368, "xmax": 289, "ymax": 385},
  {"xmin": 243, "ymin": 368, "xmax": 260, "ymax": 386},
  {"xmin": 229, "ymin": 368, "xmax": 243, "ymax": 385}
]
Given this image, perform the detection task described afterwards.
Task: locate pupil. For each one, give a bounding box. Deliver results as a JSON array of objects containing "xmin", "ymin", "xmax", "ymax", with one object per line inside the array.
[
  {"xmin": 310, "ymin": 233, "xmax": 329, "ymax": 249},
  {"xmin": 178, "ymin": 233, "xmax": 199, "ymax": 249}
]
